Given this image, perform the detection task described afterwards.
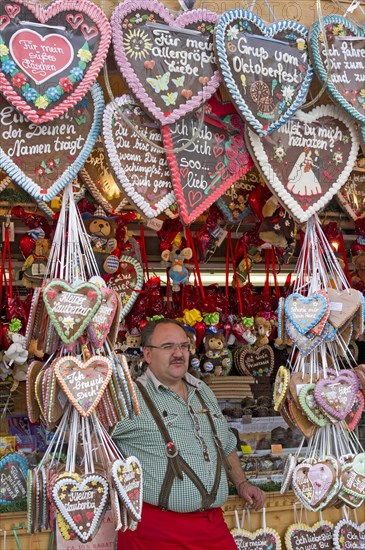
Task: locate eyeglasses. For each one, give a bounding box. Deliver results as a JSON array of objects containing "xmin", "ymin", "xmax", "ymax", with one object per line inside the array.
[{"xmin": 146, "ymin": 342, "xmax": 191, "ymax": 352}]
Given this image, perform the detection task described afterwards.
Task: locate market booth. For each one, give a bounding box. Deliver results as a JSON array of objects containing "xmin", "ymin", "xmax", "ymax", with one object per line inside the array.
[{"xmin": 0, "ymin": 0, "xmax": 364, "ymax": 547}]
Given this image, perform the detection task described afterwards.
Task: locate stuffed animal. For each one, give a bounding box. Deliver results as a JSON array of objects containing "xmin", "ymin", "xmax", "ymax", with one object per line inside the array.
[
  {"xmin": 201, "ymin": 330, "xmax": 232, "ymax": 376},
  {"xmin": 186, "ymin": 327, "xmax": 202, "ymax": 378},
  {"xmin": 22, "ymin": 236, "xmax": 50, "ymax": 288},
  {"xmin": 3, "ymin": 333, "xmax": 28, "ymax": 380},
  {"xmin": 161, "ymin": 245, "xmax": 193, "ymax": 291},
  {"xmin": 254, "ymin": 316, "xmax": 274, "ymax": 348},
  {"xmin": 120, "ymin": 330, "xmax": 144, "ymax": 378},
  {"xmin": 82, "ymin": 206, "xmax": 119, "ymax": 275}
]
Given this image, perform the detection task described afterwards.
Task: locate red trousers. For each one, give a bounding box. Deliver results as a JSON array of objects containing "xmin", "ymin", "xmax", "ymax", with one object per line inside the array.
[{"xmin": 117, "ymin": 502, "xmax": 237, "ymax": 550}]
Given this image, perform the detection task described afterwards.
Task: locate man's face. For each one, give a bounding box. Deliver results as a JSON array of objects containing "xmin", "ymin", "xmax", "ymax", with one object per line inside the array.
[{"xmin": 143, "ymin": 324, "xmax": 190, "ymax": 386}]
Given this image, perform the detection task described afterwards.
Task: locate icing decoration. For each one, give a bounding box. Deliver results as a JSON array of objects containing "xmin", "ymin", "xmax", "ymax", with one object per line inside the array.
[
  {"xmin": 314, "ymin": 374, "xmax": 357, "ymax": 421},
  {"xmin": 288, "ymin": 399, "xmax": 316, "ymax": 438},
  {"xmin": 214, "ymin": 9, "xmax": 313, "ymax": 136},
  {"xmin": 54, "ymin": 355, "xmax": 113, "ymax": 417},
  {"xmin": 280, "ymin": 453, "xmax": 296, "ymax": 495},
  {"xmin": 216, "ymin": 167, "xmax": 259, "ymax": 223},
  {"xmin": 327, "ymin": 288, "xmax": 362, "ymax": 329},
  {"xmin": 87, "ymin": 287, "xmax": 119, "ymax": 350},
  {"xmin": 246, "ymin": 105, "xmax": 359, "ymax": 223},
  {"xmin": 231, "ymin": 527, "xmax": 282, "ymax": 550},
  {"xmin": 0, "ymin": 453, "xmax": 28, "ymax": 505},
  {"xmin": 285, "ymin": 319, "xmax": 328, "ymax": 357},
  {"xmin": 273, "ymin": 365, "xmax": 289, "ymax": 412},
  {"xmin": 0, "ymin": 84, "xmax": 104, "ymax": 202},
  {"xmin": 333, "ymin": 518, "xmax": 365, "ymax": 550},
  {"xmin": 340, "ymin": 453, "xmax": 365, "ymax": 500},
  {"xmin": 26, "ymin": 359, "xmax": 44, "ymax": 423},
  {"xmin": 111, "ymin": 1, "xmax": 220, "ymax": 125},
  {"xmin": 298, "ymin": 384, "xmax": 329, "ymax": 428},
  {"xmin": 52, "ymin": 473, "xmax": 109, "ymax": 543},
  {"xmin": 285, "ymin": 292, "xmax": 328, "ymax": 335},
  {"xmin": 43, "ymin": 279, "xmax": 102, "ymax": 344},
  {"xmin": 292, "ymin": 458, "xmax": 338, "ymax": 510},
  {"xmin": 79, "ymin": 136, "xmax": 128, "ymax": 215},
  {"xmin": 285, "ymin": 521, "xmax": 334, "ymax": 550},
  {"xmin": 162, "ymin": 107, "xmax": 253, "ymax": 224},
  {"xmin": 337, "ymin": 162, "xmax": 365, "ymax": 220},
  {"xmin": 47, "ymin": 369, "xmax": 66, "ymax": 424},
  {"xmin": 361, "ymin": 125, "xmax": 365, "ymax": 156},
  {"xmin": 111, "ymin": 457, "xmax": 143, "ymax": 522},
  {"xmin": 102, "ymin": 95, "xmax": 175, "ymax": 218},
  {"xmin": 0, "ymin": 0, "xmax": 111, "ymax": 124},
  {"xmin": 108, "ymin": 256, "xmax": 144, "ymax": 321},
  {"xmin": 238, "ymin": 345, "xmax": 274, "ymax": 378},
  {"xmin": 309, "ymin": 15, "xmax": 365, "ymax": 124}
]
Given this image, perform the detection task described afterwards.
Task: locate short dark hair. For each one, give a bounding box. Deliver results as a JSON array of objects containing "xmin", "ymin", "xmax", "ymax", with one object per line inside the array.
[{"xmin": 141, "ymin": 319, "xmax": 189, "ymax": 347}]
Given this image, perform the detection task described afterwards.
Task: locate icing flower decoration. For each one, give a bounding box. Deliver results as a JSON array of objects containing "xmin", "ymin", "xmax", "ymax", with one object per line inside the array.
[
  {"xmin": 11, "ymin": 73, "xmax": 26, "ymax": 87},
  {"xmin": 77, "ymin": 47, "xmax": 92, "ymax": 63},
  {"xmin": 35, "ymin": 96, "xmax": 49, "ymax": 109},
  {"xmin": 0, "ymin": 44, "xmax": 9, "ymax": 56},
  {"xmin": 59, "ymin": 77, "xmax": 73, "ymax": 93},
  {"xmin": 183, "ymin": 309, "xmax": 203, "ymax": 326}
]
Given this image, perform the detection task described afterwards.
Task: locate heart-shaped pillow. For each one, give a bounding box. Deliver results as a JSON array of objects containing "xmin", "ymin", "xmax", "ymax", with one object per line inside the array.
[
  {"xmin": 43, "ymin": 279, "xmax": 102, "ymax": 344},
  {"xmin": 162, "ymin": 106, "xmax": 253, "ymax": 224},
  {"xmin": 111, "ymin": 457, "xmax": 143, "ymax": 522},
  {"xmin": 309, "ymin": 15, "xmax": 365, "ymax": 125},
  {"xmin": 285, "ymin": 521, "xmax": 334, "ymax": 550},
  {"xmin": 111, "ymin": 1, "xmax": 220, "ymax": 125},
  {"xmin": 246, "ymin": 105, "xmax": 359, "ymax": 223},
  {"xmin": 0, "ymin": 0, "xmax": 111, "ymax": 124},
  {"xmin": 103, "ymin": 95, "xmax": 175, "ymax": 218},
  {"xmin": 0, "ymin": 452, "xmax": 28, "ymax": 505},
  {"xmin": 54, "ymin": 355, "xmax": 113, "ymax": 416},
  {"xmin": 0, "ymin": 84, "xmax": 104, "ymax": 202},
  {"xmin": 214, "ymin": 10, "xmax": 313, "ymax": 136}
]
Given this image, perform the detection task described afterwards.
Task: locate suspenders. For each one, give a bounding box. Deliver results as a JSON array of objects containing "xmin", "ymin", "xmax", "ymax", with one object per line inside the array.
[{"xmin": 135, "ymin": 381, "xmax": 231, "ymax": 511}]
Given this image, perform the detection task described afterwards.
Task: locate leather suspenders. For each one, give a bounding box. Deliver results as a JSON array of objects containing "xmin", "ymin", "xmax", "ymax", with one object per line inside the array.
[{"xmin": 135, "ymin": 381, "xmax": 231, "ymax": 511}]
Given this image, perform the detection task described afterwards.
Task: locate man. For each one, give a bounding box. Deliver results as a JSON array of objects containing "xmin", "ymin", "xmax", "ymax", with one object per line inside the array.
[{"xmin": 113, "ymin": 319, "xmax": 265, "ymax": 549}]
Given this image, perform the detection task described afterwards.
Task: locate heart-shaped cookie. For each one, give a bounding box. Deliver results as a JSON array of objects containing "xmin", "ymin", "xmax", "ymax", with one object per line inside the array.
[
  {"xmin": 162, "ymin": 106, "xmax": 253, "ymax": 224},
  {"xmin": 231, "ymin": 527, "xmax": 281, "ymax": 550},
  {"xmin": 340, "ymin": 453, "xmax": 365, "ymax": 500},
  {"xmin": 288, "ymin": 399, "xmax": 316, "ymax": 438},
  {"xmin": 54, "ymin": 355, "xmax": 112, "ymax": 417},
  {"xmin": 79, "ymin": 136, "xmax": 128, "ymax": 215},
  {"xmin": 0, "ymin": 84, "xmax": 104, "ymax": 202},
  {"xmin": 309, "ymin": 15, "xmax": 365, "ymax": 125},
  {"xmin": 0, "ymin": 452, "xmax": 28, "ymax": 505},
  {"xmin": 299, "ymin": 384, "xmax": 329, "ymax": 427},
  {"xmin": 346, "ymin": 390, "xmax": 364, "ymax": 431},
  {"xmin": 246, "ymin": 105, "xmax": 359, "ymax": 223},
  {"xmin": 108, "ymin": 256, "xmax": 144, "ymax": 321},
  {"xmin": 285, "ymin": 292, "xmax": 328, "ymax": 335},
  {"xmin": 286, "ymin": 319, "xmax": 328, "ymax": 357},
  {"xmin": 292, "ymin": 458, "xmax": 338, "ymax": 510},
  {"xmin": 280, "ymin": 453, "xmax": 296, "ymax": 495},
  {"xmin": 216, "ymin": 167, "xmax": 259, "ymax": 223},
  {"xmin": 52, "ymin": 473, "xmax": 109, "ymax": 543},
  {"xmin": 333, "ymin": 518, "xmax": 365, "ymax": 550},
  {"xmin": 214, "ymin": 10, "xmax": 313, "ymax": 136},
  {"xmin": 111, "ymin": 457, "xmax": 143, "ymax": 522},
  {"xmin": 273, "ymin": 365, "xmax": 290, "ymax": 412},
  {"xmin": 285, "ymin": 521, "xmax": 334, "ymax": 550},
  {"xmin": 238, "ymin": 345, "xmax": 274, "ymax": 377},
  {"xmin": 111, "ymin": 2, "xmax": 220, "ymax": 125},
  {"xmin": 314, "ymin": 374, "xmax": 357, "ymax": 421},
  {"xmin": 337, "ymin": 162, "xmax": 365, "ymax": 220},
  {"xmin": 0, "ymin": 0, "xmax": 111, "ymax": 124},
  {"xmin": 43, "ymin": 279, "xmax": 102, "ymax": 344},
  {"xmin": 102, "ymin": 95, "xmax": 175, "ymax": 218},
  {"xmin": 327, "ymin": 287, "xmax": 362, "ymax": 329},
  {"xmin": 26, "ymin": 360, "xmax": 44, "ymax": 423},
  {"xmin": 87, "ymin": 287, "xmax": 119, "ymax": 350}
]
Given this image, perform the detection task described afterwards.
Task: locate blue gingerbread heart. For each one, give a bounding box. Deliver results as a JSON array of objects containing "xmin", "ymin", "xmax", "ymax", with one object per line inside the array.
[{"xmin": 0, "ymin": 452, "xmax": 28, "ymax": 505}]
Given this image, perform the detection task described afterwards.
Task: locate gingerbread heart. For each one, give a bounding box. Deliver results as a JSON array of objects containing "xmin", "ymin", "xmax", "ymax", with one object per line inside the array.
[
  {"xmin": 238, "ymin": 345, "xmax": 274, "ymax": 378},
  {"xmin": 309, "ymin": 15, "xmax": 365, "ymax": 125},
  {"xmin": 111, "ymin": 457, "xmax": 143, "ymax": 522},
  {"xmin": 216, "ymin": 166, "xmax": 259, "ymax": 223},
  {"xmin": 231, "ymin": 527, "xmax": 281, "ymax": 550},
  {"xmin": 54, "ymin": 355, "xmax": 112, "ymax": 417},
  {"xmin": 0, "ymin": 0, "xmax": 111, "ymax": 124},
  {"xmin": 273, "ymin": 365, "xmax": 290, "ymax": 412},
  {"xmin": 333, "ymin": 518, "xmax": 365, "ymax": 550},
  {"xmin": 43, "ymin": 279, "xmax": 102, "ymax": 344},
  {"xmin": 246, "ymin": 105, "xmax": 359, "ymax": 223},
  {"xmin": 285, "ymin": 292, "xmax": 328, "ymax": 335},
  {"xmin": 340, "ymin": 453, "xmax": 365, "ymax": 500},
  {"xmin": 292, "ymin": 458, "xmax": 338, "ymax": 510},
  {"xmin": 361, "ymin": 125, "xmax": 365, "ymax": 156},
  {"xmin": 26, "ymin": 360, "xmax": 44, "ymax": 423},
  {"xmin": 52, "ymin": 473, "xmax": 109, "ymax": 543},
  {"xmin": 314, "ymin": 374, "xmax": 357, "ymax": 421},
  {"xmin": 337, "ymin": 162, "xmax": 365, "ymax": 220},
  {"xmin": 79, "ymin": 136, "xmax": 128, "ymax": 215},
  {"xmin": 286, "ymin": 319, "xmax": 328, "ymax": 357},
  {"xmin": 108, "ymin": 256, "xmax": 144, "ymax": 321},
  {"xmin": 214, "ymin": 10, "xmax": 313, "ymax": 136},
  {"xmin": 0, "ymin": 85, "xmax": 104, "ymax": 202},
  {"xmin": 111, "ymin": 1, "xmax": 220, "ymax": 125},
  {"xmin": 288, "ymin": 399, "xmax": 316, "ymax": 438},
  {"xmin": 346, "ymin": 390, "xmax": 364, "ymax": 431},
  {"xmin": 285, "ymin": 521, "xmax": 334, "ymax": 550},
  {"xmin": 162, "ymin": 106, "xmax": 253, "ymax": 224},
  {"xmin": 327, "ymin": 288, "xmax": 362, "ymax": 329},
  {"xmin": 87, "ymin": 287, "xmax": 119, "ymax": 350},
  {"xmin": 299, "ymin": 384, "xmax": 329, "ymax": 428},
  {"xmin": 280, "ymin": 454, "xmax": 296, "ymax": 495},
  {"xmin": 0, "ymin": 453, "xmax": 28, "ymax": 505}
]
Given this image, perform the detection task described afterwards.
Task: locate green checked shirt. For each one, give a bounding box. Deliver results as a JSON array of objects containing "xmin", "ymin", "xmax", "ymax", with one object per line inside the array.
[{"xmin": 112, "ymin": 369, "xmax": 237, "ymax": 513}]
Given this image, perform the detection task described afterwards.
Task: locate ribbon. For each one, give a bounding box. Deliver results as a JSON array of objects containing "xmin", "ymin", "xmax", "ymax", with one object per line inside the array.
[
  {"xmin": 183, "ymin": 309, "xmax": 202, "ymax": 326},
  {"xmin": 242, "ymin": 317, "xmax": 254, "ymax": 328},
  {"xmin": 146, "ymin": 315, "xmax": 165, "ymax": 322},
  {"xmin": 203, "ymin": 312, "xmax": 220, "ymax": 326}
]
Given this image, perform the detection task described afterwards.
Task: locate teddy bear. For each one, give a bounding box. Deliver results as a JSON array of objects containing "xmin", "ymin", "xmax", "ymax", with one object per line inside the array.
[
  {"xmin": 22, "ymin": 236, "xmax": 50, "ymax": 288},
  {"xmin": 161, "ymin": 244, "xmax": 193, "ymax": 291},
  {"xmin": 82, "ymin": 206, "xmax": 119, "ymax": 275},
  {"xmin": 119, "ymin": 330, "xmax": 144, "ymax": 378},
  {"xmin": 254, "ymin": 316, "xmax": 274, "ymax": 348},
  {"xmin": 200, "ymin": 330, "xmax": 232, "ymax": 376}
]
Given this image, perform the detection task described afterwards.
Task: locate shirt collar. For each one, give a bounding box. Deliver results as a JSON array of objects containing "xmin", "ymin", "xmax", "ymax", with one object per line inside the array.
[{"xmin": 137, "ymin": 368, "xmax": 202, "ymax": 391}]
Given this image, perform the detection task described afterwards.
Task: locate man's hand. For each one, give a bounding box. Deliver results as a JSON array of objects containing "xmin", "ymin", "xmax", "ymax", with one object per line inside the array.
[{"xmin": 237, "ymin": 482, "xmax": 266, "ymax": 511}]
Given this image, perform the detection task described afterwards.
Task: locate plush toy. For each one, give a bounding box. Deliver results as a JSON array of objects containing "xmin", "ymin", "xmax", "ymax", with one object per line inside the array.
[
  {"xmin": 3, "ymin": 333, "xmax": 28, "ymax": 374},
  {"xmin": 22, "ymin": 235, "xmax": 51, "ymax": 288},
  {"xmin": 82, "ymin": 206, "xmax": 119, "ymax": 275},
  {"xmin": 186, "ymin": 327, "xmax": 202, "ymax": 378},
  {"xmin": 161, "ymin": 234, "xmax": 193, "ymax": 291},
  {"xmin": 120, "ymin": 329, "xmax": 144, "ymax": 378},
  {"xmin": 254, "ymin": 316, "xmax": 274, "ymax": 348},
  {"xmin": 259, "ymin": 196, "xmax": 296, "ymax": 253},
  {"xmin": 201, "ymin": 330, "xmax": 232, "ymax": 376}
]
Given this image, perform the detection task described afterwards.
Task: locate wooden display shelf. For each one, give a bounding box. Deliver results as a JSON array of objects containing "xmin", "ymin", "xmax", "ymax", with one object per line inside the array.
[{"xmin": 206, "ymin": 376, "xmax": 254, "ymax": 400}]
